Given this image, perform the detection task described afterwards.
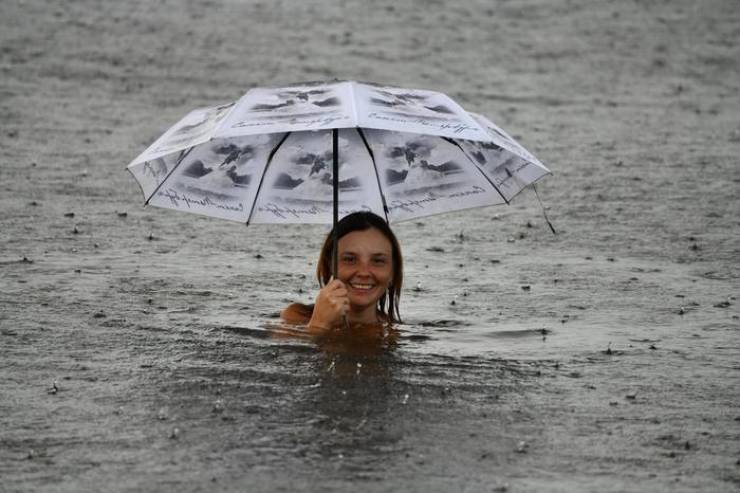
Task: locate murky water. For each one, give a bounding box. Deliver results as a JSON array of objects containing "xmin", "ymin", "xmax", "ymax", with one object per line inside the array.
[{"xmin": 2, "ymin": 0, "xmax": 740, "ymax": 490}]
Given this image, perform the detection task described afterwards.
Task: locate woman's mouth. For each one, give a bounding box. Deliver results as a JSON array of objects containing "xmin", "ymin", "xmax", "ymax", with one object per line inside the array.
[{"xmin": 349, "ymin": 282, "xmax": 376, "ymax": 291}]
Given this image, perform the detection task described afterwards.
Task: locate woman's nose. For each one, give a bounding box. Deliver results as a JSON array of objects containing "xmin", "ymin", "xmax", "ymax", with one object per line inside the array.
[{"xmin": 355, "ymin": 260, "xmax": 372, "ymax": 274}]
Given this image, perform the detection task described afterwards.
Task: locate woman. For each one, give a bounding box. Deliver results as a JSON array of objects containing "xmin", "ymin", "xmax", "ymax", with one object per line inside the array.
[{"xmin": 281, "ymin": 211, "xmax": 403, "ymax": 339}]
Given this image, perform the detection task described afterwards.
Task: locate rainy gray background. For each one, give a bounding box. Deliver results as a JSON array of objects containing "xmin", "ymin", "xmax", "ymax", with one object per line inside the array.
[{"xmin": 1, "ymin": 0, "xmax": 739, "ymax": 491}]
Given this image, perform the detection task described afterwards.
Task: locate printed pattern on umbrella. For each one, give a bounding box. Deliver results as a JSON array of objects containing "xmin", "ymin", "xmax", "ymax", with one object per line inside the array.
[
  {"xmin": 218, "ymin": 81, "xmax": 355, "ymax": 137},
  {"xmin": 135, "ymin": 133, "xmax": 286, "ymax": 222},
  {"xmin": 362, "ymin": 129, "xmax": 505, "ymax": 223},
  {"xmin": 250, "ymin": 129, "xmax": 384, "ymax": 224},
  {"xmin": 132, "ymin": 103, "xmax": 235, "ymax": 165},
  {"xmin": 355, "ymin": 83, "xmax": 487, "ymax": 141}
]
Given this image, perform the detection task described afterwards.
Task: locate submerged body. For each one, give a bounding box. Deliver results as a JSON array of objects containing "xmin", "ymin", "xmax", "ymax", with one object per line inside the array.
[{"xmin": 281, "ymin": 301, "xmax": 398, "ymax": 356}]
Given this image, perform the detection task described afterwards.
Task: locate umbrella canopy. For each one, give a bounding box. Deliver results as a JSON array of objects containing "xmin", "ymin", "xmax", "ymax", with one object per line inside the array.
[{"xmin": 128, "ymin": 80, "xmax": 551, "ymax": 227}]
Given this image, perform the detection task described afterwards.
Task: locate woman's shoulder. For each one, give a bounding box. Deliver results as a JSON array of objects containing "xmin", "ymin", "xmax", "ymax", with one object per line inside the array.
[{"xmin": 280, "ymin": 302, "xmax": 314, "ymax": 324}]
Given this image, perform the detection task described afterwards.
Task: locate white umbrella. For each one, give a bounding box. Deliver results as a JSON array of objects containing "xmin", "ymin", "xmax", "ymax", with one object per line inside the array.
[{"xmin": 128, "ymin": 80, "xmax": 553, "ymax": 273}]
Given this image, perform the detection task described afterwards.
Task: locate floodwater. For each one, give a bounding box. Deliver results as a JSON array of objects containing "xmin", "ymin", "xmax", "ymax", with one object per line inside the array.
[{"xmin": 2, "ymin": 0, "xmax": 739, "ymax": 491}]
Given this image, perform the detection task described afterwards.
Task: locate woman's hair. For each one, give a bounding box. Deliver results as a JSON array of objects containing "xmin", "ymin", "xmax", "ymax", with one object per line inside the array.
[{"xmin": 316, "ymin": 211, "xmax": 403, "ymax": 324}]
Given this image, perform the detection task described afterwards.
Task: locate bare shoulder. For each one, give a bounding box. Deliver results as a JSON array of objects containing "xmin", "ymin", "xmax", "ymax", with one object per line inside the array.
[{"xmin": 280, "ymin": 303, "xmax": 314, "ymax": 325}]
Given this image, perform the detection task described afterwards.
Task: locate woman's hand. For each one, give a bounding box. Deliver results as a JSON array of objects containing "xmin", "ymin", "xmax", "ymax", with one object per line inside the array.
[{"xmin": 307, "ymin": 279, "xmax": 349, "ymax": 336}]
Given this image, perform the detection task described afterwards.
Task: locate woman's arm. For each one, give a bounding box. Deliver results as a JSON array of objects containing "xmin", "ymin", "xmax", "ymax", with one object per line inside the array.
[{"xmin": 280, "ymin": 303, "xmax": 313, "ymax": 325}]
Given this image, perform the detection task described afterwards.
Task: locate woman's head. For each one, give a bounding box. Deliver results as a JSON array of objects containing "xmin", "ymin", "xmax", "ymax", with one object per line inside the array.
[{"xmin": 317, "ymin": 211, "xmax": 403, "ymax": 324}]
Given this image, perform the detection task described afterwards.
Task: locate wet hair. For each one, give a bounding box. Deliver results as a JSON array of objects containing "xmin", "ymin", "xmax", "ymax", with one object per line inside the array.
[{"xmin": 317, "ymin": 211, "xmax": 403, "ymax": 324}]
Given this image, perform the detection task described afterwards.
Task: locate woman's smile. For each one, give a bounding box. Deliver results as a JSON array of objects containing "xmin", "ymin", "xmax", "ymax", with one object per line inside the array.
[{"xmin": 347, "ymin": 279, "xmax": 382, "ymax": 301}]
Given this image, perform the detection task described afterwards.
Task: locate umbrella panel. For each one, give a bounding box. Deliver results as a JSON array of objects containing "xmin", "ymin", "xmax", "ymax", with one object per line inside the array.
[
  {"xmin": 455, "ymin": 139, "xmax": 550, "ymax": 203},
  {"xmin": 249, "ymin": 129, "xmax": 385, "ymax": 224},
  {"xmin": 362, "ymin": 129, "xmax": 506, "ymax": 223},
  {"xmin": 129, "ymin": 133, "xmax": 285, "ymax": 222}
]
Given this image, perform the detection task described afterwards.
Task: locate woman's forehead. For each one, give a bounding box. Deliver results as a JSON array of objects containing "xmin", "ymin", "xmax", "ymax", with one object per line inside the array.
[{"xmin": 338, "ymin": 228, "xmax": 392, "ymax": 253}]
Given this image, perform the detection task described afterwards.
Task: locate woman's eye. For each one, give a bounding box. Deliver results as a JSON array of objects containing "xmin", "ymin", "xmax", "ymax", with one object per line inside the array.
[
  {"xmin": 372, "ymin": 257, "xmax": 387, "ymax": 265},
  {"xmin": 341, "ymin": 255, "xmax": 356, "ymax": 264}
]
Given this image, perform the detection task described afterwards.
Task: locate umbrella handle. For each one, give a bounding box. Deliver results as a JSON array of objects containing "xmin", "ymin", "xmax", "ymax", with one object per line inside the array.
[
  {"xmin": 332, "ymin": 128, "xmax": 339, "ymax": 277},
  {"xmin": 332, "ymin": 129, "xmax": 349, "ymax": 330}
]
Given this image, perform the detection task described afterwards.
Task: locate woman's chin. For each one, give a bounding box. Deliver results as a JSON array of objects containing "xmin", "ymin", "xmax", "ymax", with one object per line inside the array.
[
  {"xmin": 349, "ymin": 288, "xmax": 378, "ymax": 302},
  {"xmin": 349, "ymin": 296, "xmax": 380, "ymax": 313}
]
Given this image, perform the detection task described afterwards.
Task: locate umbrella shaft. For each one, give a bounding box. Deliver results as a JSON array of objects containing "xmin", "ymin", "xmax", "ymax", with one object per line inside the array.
[{"xmin": 332, "ymin": 128, "xmax": 339, "ymax": 278}]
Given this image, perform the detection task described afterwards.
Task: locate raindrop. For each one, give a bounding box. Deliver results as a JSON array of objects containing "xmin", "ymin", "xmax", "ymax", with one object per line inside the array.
[
  {"xmin": 47, "ymin": 380, "xmax": 59, "ymax": 395},
  {"xmin": 212, "ymin": 399, "xmax": 225, "ymax": 413}
]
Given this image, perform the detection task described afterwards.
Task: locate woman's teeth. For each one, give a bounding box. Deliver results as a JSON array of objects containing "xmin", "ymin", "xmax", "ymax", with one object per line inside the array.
[{"xmin": 351, "ymin": 282, "xmax": 374, "ymax": 290}]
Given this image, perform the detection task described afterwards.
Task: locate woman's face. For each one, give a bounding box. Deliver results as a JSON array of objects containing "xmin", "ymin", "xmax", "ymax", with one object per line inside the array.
[{"xmin": 337, "ymin": 227, "xmax": 394, "ymax": 311}]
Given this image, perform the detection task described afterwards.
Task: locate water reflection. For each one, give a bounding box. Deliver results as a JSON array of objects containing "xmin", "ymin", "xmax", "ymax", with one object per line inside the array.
[
  {"xmin": 298, "ymin": 350, "xmax": 405, "ymax": 465},
  {"xmin": 161, "ymin": 321, "xmax": 412, "ymax": 470},
  {"xmin": 267, "ymin": 320, "xmax": 407, "ymax": 464},
  {"xmin": 137, "ymin": 319, "xmax": 548, "ymax": 484}
]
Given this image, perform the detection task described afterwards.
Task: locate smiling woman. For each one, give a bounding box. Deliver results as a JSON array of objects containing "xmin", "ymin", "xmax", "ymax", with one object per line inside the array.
[{"xmin": 281, "ymin": 211, "xmax": 403, "ymax": 338}]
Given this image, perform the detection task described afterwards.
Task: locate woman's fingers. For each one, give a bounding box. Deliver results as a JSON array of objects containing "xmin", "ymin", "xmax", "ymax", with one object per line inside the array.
[
  {"xmin": 327, "ymin": 278, "xmax": 346, "ymax": 290},
  {"xmin": 326, "ymin": 279, "xmax": 347, "ymax": 300},
  {"xmin": 312, "ymin": 279, "xmax": 350, "ymax": 326}
]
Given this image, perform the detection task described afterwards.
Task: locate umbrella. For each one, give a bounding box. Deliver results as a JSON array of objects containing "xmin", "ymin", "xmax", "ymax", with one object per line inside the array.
[{"xmin": 128, "ymin": 80, "xmax": 553, "ymax": 275}]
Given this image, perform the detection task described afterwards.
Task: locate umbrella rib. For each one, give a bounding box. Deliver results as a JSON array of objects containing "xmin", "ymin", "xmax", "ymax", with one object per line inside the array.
[
  {"xmin": 144, "ymin": 147, "xmax": 195, "ymax": 206},
  {"xmin": 444, "ymin": 137, "xmax": 510, "ymax": 205},
  {"xmin": 245, "ymin": 132, "xmax": 291, "ymax": 226},
  {"xmin": 355, "ymin": 127, "xmax": 390, "ymax": 223}
]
